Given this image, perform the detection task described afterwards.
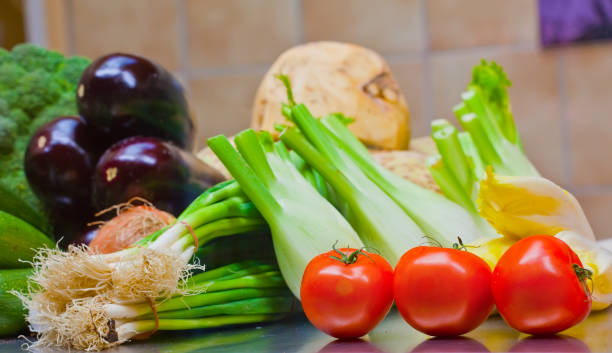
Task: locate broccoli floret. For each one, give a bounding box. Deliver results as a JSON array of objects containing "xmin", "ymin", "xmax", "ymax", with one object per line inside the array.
[
  {"xmin": 11, "ymin": 108, "xmax": 30, "ymax": 134},
  {"xmin": 58, "ymin": 56, "xmax": 90, "ymax": 88},
  {"xmin": 15, "ymin": 69, "xmax": 62, "ymax": 116},
  {"xmin": 30, "ymin": 91, "xmax": 78, "ymax": 133},
  {"xmin": 0, "ymin": 48, "xmax": 11, "ymax": 66},
  {"xmin": 11, "ymin": 43, "xmax": 65, "ymax": 73},
  {"xmin": 0, "ymin": 98, "xmax": 8, "ymax": 116},
  {"xmin": 0, "ymin": 116, "xmax": 17, "ymax": 154},
  {"xmin": 0, "ymin": 63, "xmax": 27, "ymax": 106}
]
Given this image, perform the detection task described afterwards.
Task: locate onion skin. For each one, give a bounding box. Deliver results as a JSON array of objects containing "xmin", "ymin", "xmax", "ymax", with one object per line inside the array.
[
  {"xmin": 77, "ymin": 53, "xmax": 195, "ymax": 149},
  {"xmin": 93, "ymin": 136, "xmax": 225, "ymax": 216},
  {"xmin": 89, "ymin": 205, "xmax": 174, "ymax": 254}
]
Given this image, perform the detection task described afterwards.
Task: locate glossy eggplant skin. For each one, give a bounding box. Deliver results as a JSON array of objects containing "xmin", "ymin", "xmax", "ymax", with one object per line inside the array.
[
  {"xmin": 77, "ymin": 53, "xmax": 195, "ymax": 149},
  {"xmin": 25, "ymin": 116, "xmax": 102, "ymax": 213},
  {"xmin": 93, "ymin": 137, "xmax": 224, "ymax": 216}
]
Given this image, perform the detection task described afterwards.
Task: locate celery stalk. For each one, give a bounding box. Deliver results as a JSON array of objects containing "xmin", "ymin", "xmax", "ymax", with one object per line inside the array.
[
  {"xmin": 430, "ymin": 60, "xmax": 540, "ymax": 217},
  {"xmin": 281, "ymin": 106, "xmax": 425, "ymax": 261},
  {"xmin": 208, "ymin": 131, "xmax": 364, "ymax": 298},
  {"xmin": 320, "ymin": 114, "xmax": 495, "ymax": 243}
]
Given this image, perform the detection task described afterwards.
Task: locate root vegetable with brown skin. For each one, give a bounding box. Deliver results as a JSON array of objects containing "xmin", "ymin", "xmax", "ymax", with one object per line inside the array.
[
  {"xmin": 89, "ymin": 198, "xmax": 175, "ymax": 254},
  {"xmin": 251, "ymin": 41, "xmax": 411, "ymax": 150}
]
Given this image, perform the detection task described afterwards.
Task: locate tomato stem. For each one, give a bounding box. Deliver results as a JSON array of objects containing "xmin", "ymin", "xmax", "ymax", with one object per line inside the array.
[
  {"xmin": 451, "ymin": 236, "xmax": 479, "ymax": 251},
  {"xmin": 329, "ymin": 240, "xmax": 378, "ymax": 265},
  {"xmin": 573, "ymin": 263, "xmax": 593, "ymax": 299}
]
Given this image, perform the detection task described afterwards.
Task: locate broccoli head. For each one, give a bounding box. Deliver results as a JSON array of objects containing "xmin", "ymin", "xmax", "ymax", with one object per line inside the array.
[
  {"xmin": 11, "ymin": 43, "xmax": 65, "ymax": 73},
  {"xmin": 15, "ymin": 69, "xmax": 63, "ymax": 116},
  {"xmin": 0, "ymin": 63, "xmax": 27, "ymax": 107}
]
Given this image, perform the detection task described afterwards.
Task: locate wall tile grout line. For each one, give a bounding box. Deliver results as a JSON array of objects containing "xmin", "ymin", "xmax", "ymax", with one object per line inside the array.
[
  {"xmin": 176, "ymin": 0, "xmax": 190, "ymax": 81},
  {"xmin": 65, "ymin": 0, "xmax": 76, "ymax": 55},
  {"xmin": 420, "ymin": 0, "xmax": 434, "ymax": 125},
  {"xmin": 556, "ymin": 49, "xmax": 573, "ymax": 187},
  {"xmin": 293, "ymin": 0, "xmax": 305, "ymax": 45}
]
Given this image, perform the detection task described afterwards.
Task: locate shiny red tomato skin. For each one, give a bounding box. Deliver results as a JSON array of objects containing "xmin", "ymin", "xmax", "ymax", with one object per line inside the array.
[
  {"xmin": 393, "ymin": 246, "xmax": 494, "ymax": 336},
  {"xmin": 492, "ymin": 235, "xmax": 591, "ymax": 335},
  {"xmin": 300, "ymin": 249, "xmax": 394, "ymax": 339}
]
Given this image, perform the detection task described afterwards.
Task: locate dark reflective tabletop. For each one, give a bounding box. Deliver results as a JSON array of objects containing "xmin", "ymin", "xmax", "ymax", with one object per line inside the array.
[{"xmin": 1, "ymin": 308, "xmax": 610, "ymax": 352}]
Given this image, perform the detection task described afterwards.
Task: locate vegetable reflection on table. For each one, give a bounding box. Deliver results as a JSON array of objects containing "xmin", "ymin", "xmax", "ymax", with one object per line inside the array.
[
  {"xmin": 411, "ymin": 337, "xmax": 489, "ymax": 353},
  {"xmin": 508, "ymin": 335, "xmax": 590, "ymax": 353},
  {"xmin": 317, "ymin": 339, "xmax": 384, "ymax": 353}
]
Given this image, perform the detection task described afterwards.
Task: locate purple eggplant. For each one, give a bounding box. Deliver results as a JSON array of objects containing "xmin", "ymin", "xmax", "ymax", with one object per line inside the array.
[
  {"xmin": 93, "ymin": 136, "xmax": 224, "ymax": 216},
  {"xmin": 25, "ymin": 116, "xmax": 103, "ymax": 213},
  {"xmin": 77, "ymin": 53, "xmax": 195, "ymax": 149}
]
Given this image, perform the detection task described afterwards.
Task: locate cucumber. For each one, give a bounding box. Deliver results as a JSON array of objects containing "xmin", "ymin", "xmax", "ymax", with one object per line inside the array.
[
  {"xmin": 0, "ymin": 268, "xmax": 31, "ymax": 336},
  {"xmin": 0, "ymin": 210, "xmax": 54, "ymax": 268},
  {"xmin": 0, "ymin": 183, "xmax": 51, "ymax": 235}
]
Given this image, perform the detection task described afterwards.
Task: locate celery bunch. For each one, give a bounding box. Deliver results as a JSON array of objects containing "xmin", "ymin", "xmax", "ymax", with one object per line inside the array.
[
  {"xmin": 429, "ymin": 60, "xmax": 539, "ymax": 213},
  {"xmin": 207, "ymin": 131, "xmax": 364, "ymax": 298}
]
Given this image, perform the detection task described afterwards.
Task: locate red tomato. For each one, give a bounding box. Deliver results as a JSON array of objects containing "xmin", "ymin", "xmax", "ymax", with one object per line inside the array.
[
  {"xmin": 300, "ymin": 248, "xmax": 394, "ymax": 339},
  {"xmin": 393, "ymin": 246, "xmax": 494, "ymax": 336},
  {"xmin": 491, "ymin": 235, "xmax": 591, "ymax": 335}
]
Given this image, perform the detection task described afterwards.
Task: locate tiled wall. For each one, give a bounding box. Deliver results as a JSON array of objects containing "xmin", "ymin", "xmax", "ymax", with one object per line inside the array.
[{"xmin": 43, "ymin": 0, "xmax": 612, "ymax": 238}]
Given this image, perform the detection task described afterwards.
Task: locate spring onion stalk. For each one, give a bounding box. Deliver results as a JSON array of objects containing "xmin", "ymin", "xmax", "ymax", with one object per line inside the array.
[
  {"xmin": 279, "ymin": 104, "xmax": 424, "ymax": 262},
  {"xmin": 319, "ymin": 114, "xmax": 496, "ymax": 243},
  {"xmin": 207, "ymin": 130, "xmax": 364, "ymax": 298},
  {"xmin": 45, "ymin": 261, "xmax": 294, "ymax": 349},
  {"xmin": 428, "ymin": 60, "xmax": 539, "ymax": 213}
]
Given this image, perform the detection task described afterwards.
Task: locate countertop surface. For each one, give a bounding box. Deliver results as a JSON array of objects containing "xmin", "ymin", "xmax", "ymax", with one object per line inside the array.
[{"xmin": 1, "ymin": 308, "xmax": 610, "ymax": 353}]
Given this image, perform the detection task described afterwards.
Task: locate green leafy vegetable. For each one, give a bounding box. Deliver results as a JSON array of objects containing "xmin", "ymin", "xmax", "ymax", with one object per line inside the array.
[{"xmin": 429, "ymin": 60, "xmax": 539, "ymax": 212}]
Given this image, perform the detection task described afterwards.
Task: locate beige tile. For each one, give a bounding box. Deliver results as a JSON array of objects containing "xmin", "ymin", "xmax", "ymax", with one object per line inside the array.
[
  {"xmin": 566, "ymin": 43, "xmax": 612, "ymax": 185},
  {"xmin": 45, "ymin": 0, "xmax": 70, "ymax": 53},
  {"xmin": 431, "ymin": 49, "xmax": 565, "ymax": 184},
  {"xmin": 71, "ymin": 0, "xmax": 179, "ymax": 70},
  {"xmin": 575, "ymin": 191, "xmax": 612, "ymax": 239},
  {"xmin": 185, "ymin": 0, "xmax": 296, "ymax": 68},
  {"xmin": 427, "ymin": 0, "xmax": 538, "ymax": 50},
  {"xmin": 388, "ymin": 58, "xmax": 428, "ymax": 138},
  {"xmin": 302, "ymin": 0, "xmax": 424, "ymax": 54},
  {"xmin": 188, "ymin": 73, "xmax": 263, "ymax": 150}
]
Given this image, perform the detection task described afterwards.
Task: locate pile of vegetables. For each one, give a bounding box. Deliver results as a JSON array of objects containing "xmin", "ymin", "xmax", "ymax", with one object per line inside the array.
[
  {"xmin": 17, "ymin": 179, "xmax": 290, "ymax": 350},
  {"xmin": 0, "ymin": 44, "xmax": 90, "ymax": 234},
  {"xmin": 5, "ymin": 41, "xmax": 612, "ymax": 351},
  {"xmin": 22, "ymin": 53, "xmax": 224, "ymax": 242}
]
